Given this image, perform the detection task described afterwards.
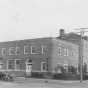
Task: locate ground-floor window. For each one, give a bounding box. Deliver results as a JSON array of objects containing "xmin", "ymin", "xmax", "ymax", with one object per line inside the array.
[
  {"xmin": 8, "ymin": 60, "xmax": 15, "ymax": 70},
  {"xmin": 15, "ymin": 59, "xmax": 25, "ymax": 70},
  {"xmin": 7, "ymin": 59, "xmax": 25, "ymax": 71},
  {"xmin": 55, "ymin": 64, "xmax": 77, "ymax": 74},
  {"xmin": 0, "ymin": 62, "xmax": 3, "ymax": 70},
  {"xmin": 55, "ymin": 63, "xmax": 62, "ymax": 73}
]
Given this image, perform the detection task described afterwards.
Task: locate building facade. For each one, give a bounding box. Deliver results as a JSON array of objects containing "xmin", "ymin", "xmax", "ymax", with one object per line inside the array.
[
  {"xmin": 51, "ymin": 38, "xmax": 79, "ymax": 74},
  {"xmin": 0, "ymin": 38, "xmax": 53, "ymax": 76},
  {"xmin": 0, "ymin": 29, "xmax": 88, "ymax": 76},
  {"xmin": 0, "ymin": 36, "xmax": 80, "ymax": 76}
]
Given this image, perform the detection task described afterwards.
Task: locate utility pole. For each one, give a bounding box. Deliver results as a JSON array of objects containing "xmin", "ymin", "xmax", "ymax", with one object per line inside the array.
[
  {"xmin": 75, "ymin": 28, "xmax": 88, "ymax": 83},
  {"xmin": 79, "ymin": 29, "xmax": 84, "ymax": 83}
]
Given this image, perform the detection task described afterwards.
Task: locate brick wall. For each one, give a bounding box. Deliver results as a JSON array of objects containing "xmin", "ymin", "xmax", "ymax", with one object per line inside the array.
[
  {"xmin": 51, "ymin": 38, "xmax": 79, "ymax": 73},
  {"xmin": 0, "ymin": 38, "xmax": 53, "ymax": 76}
]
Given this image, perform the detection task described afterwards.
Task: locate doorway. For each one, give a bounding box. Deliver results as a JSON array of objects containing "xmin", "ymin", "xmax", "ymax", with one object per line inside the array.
[{"xmin": 26, "ymin": 59, "xmax": 32, "ymax": 77}]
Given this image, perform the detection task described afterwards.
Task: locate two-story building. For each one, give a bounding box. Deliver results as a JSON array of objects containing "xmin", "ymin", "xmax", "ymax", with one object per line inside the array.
[{"xmin": 0, "ymin": 29, "xmax": 87, "ymax": 77}]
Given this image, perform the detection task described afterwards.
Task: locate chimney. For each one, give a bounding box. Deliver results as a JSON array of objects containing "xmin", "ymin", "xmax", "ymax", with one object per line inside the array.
[{"xmin": 59, "ymin": 29, "xmax": 65, "ymax": 39}]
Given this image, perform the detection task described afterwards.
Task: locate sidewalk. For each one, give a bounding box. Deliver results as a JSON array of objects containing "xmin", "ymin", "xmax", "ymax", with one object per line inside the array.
[
  {"xmin": 13, "ymin": 77, "xmax": 88, "ymax": 88},
  {"xmin": 14, "ymin": 77, "xmax": 88, "ymax": 84}
]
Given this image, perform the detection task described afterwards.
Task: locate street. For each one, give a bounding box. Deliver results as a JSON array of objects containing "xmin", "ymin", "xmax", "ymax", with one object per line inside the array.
[{"xmin": 0, "ymin": 78, "xmax": 88, "ymax": 88}]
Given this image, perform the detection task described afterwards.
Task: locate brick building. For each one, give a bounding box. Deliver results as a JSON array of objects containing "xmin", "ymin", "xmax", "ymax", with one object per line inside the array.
[
  {"xmin": 0, "ymin": 29, "xmax": 87, "ymax": 76},
  {"xmin": 0, "ymin": 38, "xmax": 53, "ymax": 76}
]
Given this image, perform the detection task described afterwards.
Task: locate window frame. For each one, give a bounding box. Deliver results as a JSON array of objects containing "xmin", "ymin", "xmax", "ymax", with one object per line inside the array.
[
  {"xmin": 9, "ymin": 47, "xmax": 16, "ymax": 55},
  {"xmin": 41, "ymin": 45, "xmax": 44, "ymax": 54},
  {"xmin": 24, "ymin": 45, "xmax": 30, "ymax": 55},
  {"xmin": 64, "ymin": 48, "xmax": 69, "ymax": 56},
  {"xmin": 15, "ymin": 46, "xmax": 20, "ymax": 55},
  {"xmin": 15, "ymin": 59, "xmax": 25, "ymax": 71},
  {"xmin": 31, "ymin": 45, "xmax": 41, "ymax": 54},
  {"xmin": 7, "ymin": 59, "xmax": 15, "ymax": 71},
  {"xmin": 1, "ymin": 48, "xmax": 6, "ymax": 56},
  {"xmin": 55, "ymin": 63, "xmax": 62, "ymax": 73}
]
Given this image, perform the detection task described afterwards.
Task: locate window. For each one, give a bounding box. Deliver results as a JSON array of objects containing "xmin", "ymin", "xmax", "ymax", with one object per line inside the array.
[
  {"xmin": 9, "ymin": 47, "xmax": 16, "ymax": 55},
  {"xmin": 8, "ymin": 60, "xmax": 15, "ymax": 70},
  {"xmin": 63, "ymin": 64, "xmax": 68, "ymax": 72},
  {"xmin": 15, "ymin": 59, "xmax": 25, "ymax": 70},
  {"xmin": 15, "ymin": 60, "xmax": 20, "ymax": 70},
  {"xmin": 31, "ymin": 45, "xmax": 41, "ymax": 54},
  {"xmin": 64, "ymin": 48, "xmax": 68, "ymax": 56},
  {"xmin": 7, "ymin": 59, "xmax": 25, "ymax": 71},
  {"xmin": 55, "ymin": 63, "xmax": 62, "ymax": 73},
  {"xmin": 58, "ymin": 47, "xmax": 62, "ymax": 56},
  {"xmin": 15, "ymin": 47, "xmax": 20, "ymax": 55},
  {"xmin": 0, "ymin": 61, "xmax": 3, "ymax": 70},
  {"xmin": 41, "ymin": 45, "xmax": 44, "ymax": 54},
  {"xmin": 41, "ymin": 45, "xmax": 47, "ymax": 54},
  {"xmin": 24, "ymin": 45, "xmax": 31, "ymax": 54},
  {"xmin": 2, "ymin": 48, "xmax": 6, "ymax": 56},
  {"xmin": 41, "ymin": 62, "xmax": 47, "ymax": 72}
]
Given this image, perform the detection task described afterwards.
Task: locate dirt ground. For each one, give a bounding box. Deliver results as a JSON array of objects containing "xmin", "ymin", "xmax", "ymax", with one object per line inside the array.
[{"xmin": 0, "ymin": 78, "xmax": 88, "ymax": 88}]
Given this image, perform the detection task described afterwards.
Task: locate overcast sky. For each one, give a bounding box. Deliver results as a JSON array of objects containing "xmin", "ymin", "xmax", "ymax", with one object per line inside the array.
[{"xmin": 0, "ymin": 0, "xmax": 88, "ymax": 41}]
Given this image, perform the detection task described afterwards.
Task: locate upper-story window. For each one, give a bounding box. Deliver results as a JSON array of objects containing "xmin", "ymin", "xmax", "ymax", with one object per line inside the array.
[
  {"xmin": 2, "ymin": 48, "xmax": 6, "ymax": 56},
  {"xmin": 24, "ymin": 45, "xmax": 31, "ymax": 55},
  {"xmin": 41, "ymin": 45, "xmax": 47, "ymax": 54},
  {"xmin": 9, "ymin": 47, "xmax": 16, "ymax": 55},
  {"xmin": 41, "ymin": 45, "xmax": 44, "ymax": 54},
  {"xmin": 58, "ymin": 47, "xmax": 62, "ymax": 56},
  {"xmin": 31, "ymin": 45, "xmax": 41, "ymax": 54},
  {"xmin": 64, "ymin": 48, "xmax": 69, "ymax": 56},
  {"xmin": 15, "ymin": 47, "xmax": 20, "ymax": 55}
]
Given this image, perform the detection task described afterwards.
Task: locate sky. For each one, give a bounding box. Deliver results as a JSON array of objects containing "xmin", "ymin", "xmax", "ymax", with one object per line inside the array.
[{"xmin": 0, "ymin": 0, "xmax": 88, "ymax": 41}]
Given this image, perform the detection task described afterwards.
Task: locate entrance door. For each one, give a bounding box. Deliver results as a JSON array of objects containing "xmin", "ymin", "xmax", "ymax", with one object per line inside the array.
[
  {"xmin": 41, "ymin": 62, "xmax": 47, "ymax": 72},
  {"xmin": 26, "ymin": 59, "xmax": 32, "ymax": 76}
]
